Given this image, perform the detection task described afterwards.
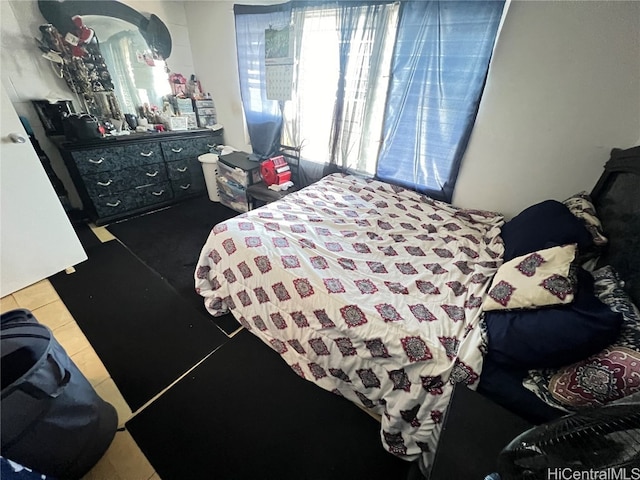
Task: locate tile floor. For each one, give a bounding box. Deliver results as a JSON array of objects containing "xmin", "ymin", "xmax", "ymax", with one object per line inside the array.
[{"xmin": 1, "ymin": 227, "xmax": 161, "ymax": 480}]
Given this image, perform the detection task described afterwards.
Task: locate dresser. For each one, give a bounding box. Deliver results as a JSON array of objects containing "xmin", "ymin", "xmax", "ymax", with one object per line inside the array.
[{"xmin": 57, "ymin": 129, "xmax": 223, "ymax": 225}]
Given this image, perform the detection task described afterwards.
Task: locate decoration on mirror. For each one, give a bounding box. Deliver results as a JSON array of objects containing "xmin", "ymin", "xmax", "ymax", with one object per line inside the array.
[
  {"xmin": 36, "ymin": 20, "xmax": 123, "ymax": 124},
  {"xmin": 36, "ymin": 15, "xmax": 220, "ymax": 135},
  {"xmin": 36, "ymin": 0, "xmax": 179, "ymax": 136}
]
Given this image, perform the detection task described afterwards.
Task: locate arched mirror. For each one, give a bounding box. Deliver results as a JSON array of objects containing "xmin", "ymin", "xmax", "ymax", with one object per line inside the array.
[
  {"xmin": 84, "ymin": 15, "xmax": 172, "ymax": 115},
  {"xmin": 38, "ymin": 0, "xmax": 173, "ymax": 119}
]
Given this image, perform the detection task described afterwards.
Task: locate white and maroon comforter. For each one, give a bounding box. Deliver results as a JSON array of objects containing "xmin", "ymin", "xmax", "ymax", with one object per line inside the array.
[{"xmin": 195, "ymin": 174, "xmax": 504, "ymax": 461}]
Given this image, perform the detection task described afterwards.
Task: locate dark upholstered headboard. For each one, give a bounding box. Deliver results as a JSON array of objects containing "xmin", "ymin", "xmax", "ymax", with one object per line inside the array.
[{"xmin": 591, "ymin": 145, "xmax": 640, "ymax": 307}]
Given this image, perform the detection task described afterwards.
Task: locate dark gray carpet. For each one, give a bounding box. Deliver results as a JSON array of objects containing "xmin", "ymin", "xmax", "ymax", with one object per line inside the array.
[
  {"xmin": 106, "ymin": 195, "xmax": 241, "ymax": 336},
  {"xmin": 127, "ymin": 329, "xmax": 414, "ymax": 480},
  {"xmin": 50, "ymin": 240, "xmax": 228, "ymax": 411}
]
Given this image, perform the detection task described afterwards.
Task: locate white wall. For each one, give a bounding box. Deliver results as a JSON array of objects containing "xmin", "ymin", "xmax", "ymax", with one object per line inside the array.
[
  {"xmin": 453, "ymin": 0, "xmax": 640, "ymax": 218},
  {"xmin": 1, "ymin": 0, "xmax": 84, "ymax": 206},
  {"xmin": 184, "ymin": 0, "xmax": 282, "ymax": 152},
  {"xmin": 0, "ymin": 0, "xmax": 197, "ymax": 208},
  {"xmin": 185, "ymin": 0, "xmax": 640, "ymax": 218}
]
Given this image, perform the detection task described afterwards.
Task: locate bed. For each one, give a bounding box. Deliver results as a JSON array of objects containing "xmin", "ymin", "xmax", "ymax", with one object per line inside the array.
[{"xmin": 194, "ymin": 145, "xmax": 640, "ymax": 467}]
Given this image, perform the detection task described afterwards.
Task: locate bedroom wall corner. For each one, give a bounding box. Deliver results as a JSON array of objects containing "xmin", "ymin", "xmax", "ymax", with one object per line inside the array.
[
  {"xmin": 184, "ymin": 0, "xmax": 279, "ymax": 153},
  {"xmin": 453, "ymin": 0, "xmax": 640, "ymax": 219}
]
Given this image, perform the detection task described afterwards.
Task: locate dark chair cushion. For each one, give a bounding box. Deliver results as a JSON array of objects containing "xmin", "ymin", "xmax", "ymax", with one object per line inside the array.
[
  {"xmin": 484, "ymin": 268, "xmax": 623, "ymax": 369},
  {"xmin": 500, "ymin": 200, "xmax": 593, "ymax": 261}
]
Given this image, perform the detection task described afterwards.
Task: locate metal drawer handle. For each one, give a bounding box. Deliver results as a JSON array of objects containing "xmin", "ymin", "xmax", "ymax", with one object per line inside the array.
[
  {"xmin": 97, "ymin": 179, "xmax": 113, "ymax": 186},
  {"xmin": 151, "ymin": 190, "xmax": 165, "ymax": 196},
  {"xmin": 146, "ymin": 171, "xmax": 159, "ymax": 177},
  {"xmin": 140, "ymin": 151, "xmax": 154, "ymax": 157},
  {"xmin": 177, "ymin": 167, "xmax": 188, "ymax": 173},
  {"xmin": 171, "ymin": 147, "xmax": 183, "ymax": 153},
  {"xmin": 180, "ymin": 184, "xmax": 191, "ymax": 190},
  {"xmin": 89, "ymin": 157, "xmax": 104, "ymax": 164},
  {"xmin": 106, "ymin": 200, "xmax": 121, "ymax": 207}
]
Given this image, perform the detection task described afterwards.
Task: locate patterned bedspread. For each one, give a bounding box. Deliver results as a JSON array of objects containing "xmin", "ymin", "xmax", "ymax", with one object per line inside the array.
[{"xmin": 195, "ymin": 174, "xmax": 504, "ymax": 461}]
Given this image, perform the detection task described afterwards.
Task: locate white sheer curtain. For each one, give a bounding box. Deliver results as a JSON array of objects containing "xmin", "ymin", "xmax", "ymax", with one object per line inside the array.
[
  {"xmin": 282, "ymin": 7, "xmax": 339, "ymax": 164},
  {"xmin": 282, "ymin": 2, "xmax": 398, "ymax": 176}
]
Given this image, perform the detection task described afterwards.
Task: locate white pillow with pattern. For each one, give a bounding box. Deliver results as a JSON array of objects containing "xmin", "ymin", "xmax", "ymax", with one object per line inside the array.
[
  {"xmin": 482, "ymin": 244, "xmax": 577, "ymax": 311},
  {"xmin": 563, "ymin": 191, "xmax": 608, "ymax": 246}
]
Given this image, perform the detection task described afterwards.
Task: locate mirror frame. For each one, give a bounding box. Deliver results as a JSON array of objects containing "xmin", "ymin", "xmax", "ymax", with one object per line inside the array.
[{"xmin": 38, "ymin": 0, "xmax": 172, "ymax": 59}]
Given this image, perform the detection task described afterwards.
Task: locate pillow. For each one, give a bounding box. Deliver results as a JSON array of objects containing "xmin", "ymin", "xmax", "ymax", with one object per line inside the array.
[
  {"xmin": 563, "ymin": 191, "xmax": 608, "ymax": 247},
  {"xmin": 484, "ymin": 267, "xmax": 623, "ymax": 369},
  {"xmin": 500, "ymin": 200, "xmax": 593, "ymax": 261},
  {"xmin": 483, "ymin": 244, "xmax": 577, "ymax": 311},
  {"xmin": 523, "ymin": 265, "xmax": 640, "ymax": 409}
]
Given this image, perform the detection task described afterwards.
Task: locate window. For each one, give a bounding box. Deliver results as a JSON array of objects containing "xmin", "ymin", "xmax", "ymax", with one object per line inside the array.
[
  {"xmin": 283, "ymin": 3, "xmax": 398, "ymax": 176},
  {"xmin": 283, "ymin": 8, "xmax": 341, "ymax": 166},
  {"xmin": 235, "ymin": 1, "xmax": 505, "ymax": 201}
]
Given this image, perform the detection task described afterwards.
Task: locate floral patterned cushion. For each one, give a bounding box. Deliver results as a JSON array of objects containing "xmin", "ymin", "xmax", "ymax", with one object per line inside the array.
[
  {"xmin": 482, "ymin": 244, "xmax": 577, "ymax": 311},
  {"xmin": 524, "ymin": 265, "xmax": 640, "ymax": 410},
  {"xmin": 563, "ymin": 191, "xmax": 608, "ymax": 246}
]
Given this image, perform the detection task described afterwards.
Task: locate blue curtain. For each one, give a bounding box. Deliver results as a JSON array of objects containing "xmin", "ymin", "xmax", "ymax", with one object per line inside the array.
[
  {"xmin": 234, "ymin": 4, "xmax": 291, "ymax": 158},
  {"xmin": 376, "ymin": 1, "xmax": 504, "ymax": 202}
]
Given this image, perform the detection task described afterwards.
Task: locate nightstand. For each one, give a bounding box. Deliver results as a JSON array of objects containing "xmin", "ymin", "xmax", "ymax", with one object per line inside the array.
[
  {"xmin": 246, "ymin": 182, "xmax": 299, "ymax": 210},
  {"xmin": 428, "ymin": 384, "xmax": 532, "ymax": 479},
  {"xmin": 245, "ymin": 145, "xmax": 301, "ymax": 209}
]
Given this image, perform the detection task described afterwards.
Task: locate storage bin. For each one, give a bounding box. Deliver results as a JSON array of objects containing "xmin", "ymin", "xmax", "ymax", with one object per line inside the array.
[
  {"xmin": 217, "ymin": 176, "xmax": 249, "ymax": 212},
  {"xmin": 198, "ymin": 153, "xmax": 221, "ymax": 202},
  {"xmin": 217, "ymin": 160, "xmax": 252, "ymax": 188},
  {"xmin": 1, "ymin": 309, "xmax": 117, "ymax": 480}
]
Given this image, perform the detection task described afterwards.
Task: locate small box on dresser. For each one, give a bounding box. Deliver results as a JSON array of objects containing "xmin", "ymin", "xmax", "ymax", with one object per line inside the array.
[{"xmin": 194, "ymin": 99, "xmax": 217, "ymax": 128}]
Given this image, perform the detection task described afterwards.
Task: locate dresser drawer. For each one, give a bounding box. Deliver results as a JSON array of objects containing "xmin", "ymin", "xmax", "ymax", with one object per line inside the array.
[
  {"xmin": 167, "ymin": 158, "xmax": 205, "ymax": 198},
  {"xmin": 84, "ymin": 164, "xmax": 168, "ymax": 197},
  {"xmin": 92, "ymin": 181, "xmax": 172, "ymax": 218},
  {"xmin": 171, "ymin": 177, "xmax": 205, "ymax": 199},
  {"xmin": 72, "ymin": 142, "xmax": 163, "ymax": 175},
  {"xmin": 195, "ymin": 100, "xmax": 215, "ymax": 109},
  {"xmin": 136, "ymin": 181, "xmax": 173, "ymax": 208},
  {"xmin": 161, "ymin": 137, "xmax": 212, "ymax": 162},
  {"xmin": 195, "ymin": 134, "xmax": 223, "ymax": 153},
  {"xmin": 161, "ymin": 139, "xmax": 199, "ymax": 162},
  {"xmin": 165, "ymin": 157, "xmax": 203, "ymax": 180}
]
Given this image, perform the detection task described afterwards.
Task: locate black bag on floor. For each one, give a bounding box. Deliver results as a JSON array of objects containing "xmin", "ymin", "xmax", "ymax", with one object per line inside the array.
[{"xmin": 1, "ymin": 309, "xmax": 117, "ymax": 479}]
